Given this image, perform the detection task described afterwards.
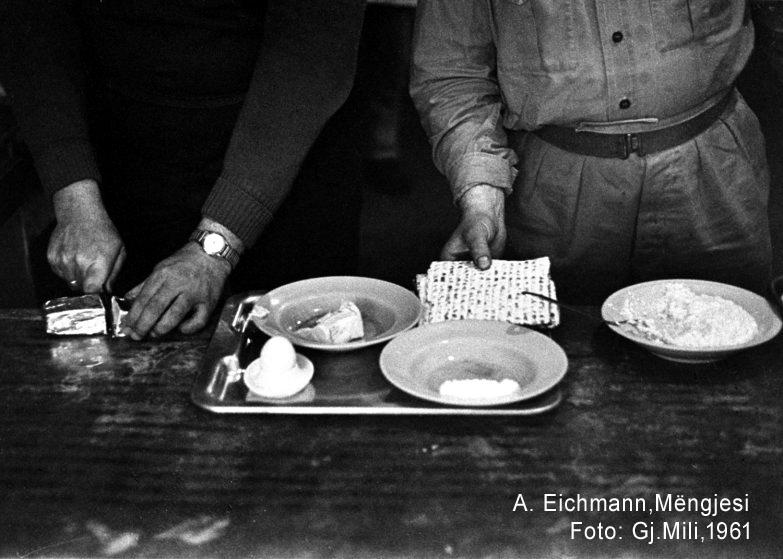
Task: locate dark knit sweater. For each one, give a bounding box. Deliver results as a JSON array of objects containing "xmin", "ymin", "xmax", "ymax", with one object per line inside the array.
[{"xmin": 0, "ymin": 0, "xmax": 365, "ymax": 248}]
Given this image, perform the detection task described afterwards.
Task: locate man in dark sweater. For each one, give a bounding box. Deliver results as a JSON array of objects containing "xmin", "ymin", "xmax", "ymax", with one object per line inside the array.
[{"xmin": 0, "ymin": 0, "xmax": 366, "ymax": 338}]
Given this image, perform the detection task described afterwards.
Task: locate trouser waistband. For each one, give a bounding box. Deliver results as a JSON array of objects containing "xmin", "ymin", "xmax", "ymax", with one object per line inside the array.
[{"xmin": 527, "ymin": 90, "xmax": 734, "ymax": 159}]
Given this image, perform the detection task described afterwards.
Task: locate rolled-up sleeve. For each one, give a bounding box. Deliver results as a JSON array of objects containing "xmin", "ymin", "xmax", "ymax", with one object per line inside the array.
[{"xmin": 409, "ymin": 0, "xmax": 517, "ymax": 202}]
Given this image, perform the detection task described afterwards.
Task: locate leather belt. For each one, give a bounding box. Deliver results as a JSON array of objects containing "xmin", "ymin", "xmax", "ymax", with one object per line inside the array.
[{"xmin": 531, "ymin": 92, "xmax": 734, "ymax": 159}]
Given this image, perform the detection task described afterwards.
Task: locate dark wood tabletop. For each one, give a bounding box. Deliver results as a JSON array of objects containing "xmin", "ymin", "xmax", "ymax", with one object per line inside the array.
[{"xmin": 1, "ymin": 306, "xmax": 781, "ymax": 558}]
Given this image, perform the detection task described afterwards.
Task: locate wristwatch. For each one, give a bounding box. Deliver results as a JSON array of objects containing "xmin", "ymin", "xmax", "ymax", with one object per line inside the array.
[{"xmin": 189, "ymin": 229, "xmax": 240, "ymax": 269}]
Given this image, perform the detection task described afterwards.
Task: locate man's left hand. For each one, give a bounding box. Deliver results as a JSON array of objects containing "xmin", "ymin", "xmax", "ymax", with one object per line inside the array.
[{"xmin": 122, "ymin": 243, "xmax": 232, "ymax": 339}]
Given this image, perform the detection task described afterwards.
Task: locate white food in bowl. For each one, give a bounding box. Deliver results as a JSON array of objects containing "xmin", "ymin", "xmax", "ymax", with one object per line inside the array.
[
  {"xmin": 620, "ymin": 283, "xmax": 758, "ymax": 348},
  {"xmin": 439, "ymin": 378, "xmax": 521, "ymax": 399}
]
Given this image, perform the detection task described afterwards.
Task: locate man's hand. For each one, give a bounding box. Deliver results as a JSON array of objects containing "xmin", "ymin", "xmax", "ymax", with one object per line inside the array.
[
  {"xmin": 49, "ymin": 180, "xmax": 126, "ymax": 293},
  {"xmin": 122, "ymin": 242, "xmax": 232, "ymax": 339},
  {"xmin": 441, "ymin": 184, "xmax": 507, "ymax": 269}
]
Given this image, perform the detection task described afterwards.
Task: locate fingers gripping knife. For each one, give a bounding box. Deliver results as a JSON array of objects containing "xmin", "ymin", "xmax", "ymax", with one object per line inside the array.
[{"xmin": 43, "ymin": 293, "xmax": 132, "ymax": 337}]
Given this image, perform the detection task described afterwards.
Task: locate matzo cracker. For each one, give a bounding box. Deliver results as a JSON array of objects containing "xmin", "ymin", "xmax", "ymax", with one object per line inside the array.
[{"xmin": 417, "ymin": 258, "xmax": 560, "ymax": 328}]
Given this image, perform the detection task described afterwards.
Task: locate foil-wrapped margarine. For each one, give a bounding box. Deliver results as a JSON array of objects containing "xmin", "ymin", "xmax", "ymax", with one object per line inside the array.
[
  {"xmin": 43, "ymin": 294, "xmax": 131, "ymax": 337},
  {"xmin": 294, "ymin": 301, "xmax": 364, "ymax": 344}
]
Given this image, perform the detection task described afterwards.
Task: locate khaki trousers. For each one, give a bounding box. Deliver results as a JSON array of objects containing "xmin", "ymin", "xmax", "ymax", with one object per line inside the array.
[{"xmin": 506, "ymin": 91, "xmax": 772, "ymax": 303}]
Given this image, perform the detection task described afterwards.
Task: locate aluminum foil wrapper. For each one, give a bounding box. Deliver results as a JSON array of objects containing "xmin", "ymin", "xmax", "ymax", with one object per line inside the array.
[
  {"xmin": 44, "ymin": 294, "xmax": 108, "ymax": 336},
  {"xmin": 43, "ymin": 294, "xmax": 131, "ymax": 337}
]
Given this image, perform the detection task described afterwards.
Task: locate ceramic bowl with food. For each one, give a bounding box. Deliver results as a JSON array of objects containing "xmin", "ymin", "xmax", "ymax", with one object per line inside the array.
[
  {"xmin": 248, "ymin": 276, "xmax": 422, "ymax": 352},
  {"xmin": 602, "ymin": 279, "xmax": 782, "ymax": 363}
]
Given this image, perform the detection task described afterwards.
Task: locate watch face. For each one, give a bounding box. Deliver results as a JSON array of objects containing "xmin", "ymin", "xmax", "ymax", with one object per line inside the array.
[{"xmin": 202, "ymin": 232, "xmax": 226, "ymax": 255}]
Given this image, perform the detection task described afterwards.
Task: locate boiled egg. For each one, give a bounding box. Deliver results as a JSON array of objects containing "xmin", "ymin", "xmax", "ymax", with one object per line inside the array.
[
  {"xmin": 258, "ymin": 335, "xmax": 297, "ymax": 373},
  {"xmin": 244, "ymin": 336, "xmax": 314, "ymax": 398}
]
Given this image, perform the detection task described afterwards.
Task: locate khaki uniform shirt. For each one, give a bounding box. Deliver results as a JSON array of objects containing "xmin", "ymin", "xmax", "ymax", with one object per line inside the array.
[{"xmin": 410, "ymin": 0, "xmax": 754, "ymax": 202}]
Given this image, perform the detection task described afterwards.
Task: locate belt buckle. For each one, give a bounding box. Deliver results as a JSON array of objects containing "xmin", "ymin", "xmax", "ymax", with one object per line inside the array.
[{"xmin": 621, "ymin": 133, "xmax": 644, "ymax": 159}]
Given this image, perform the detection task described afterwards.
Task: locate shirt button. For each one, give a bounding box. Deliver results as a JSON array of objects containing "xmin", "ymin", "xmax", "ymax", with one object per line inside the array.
[
  {"xmin": 612, "ymin": 31, "xmax": 624, "ymax": 43},
  {"xmin": 619, "ymin": 98, "xmax": 631, "ymax": 110}
]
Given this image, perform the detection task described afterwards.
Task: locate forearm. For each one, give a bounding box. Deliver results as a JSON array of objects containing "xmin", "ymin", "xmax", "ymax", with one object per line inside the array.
[
  {"xmin": 410, "ymin": 0, "xmax": 517, "ymax": 201},
  {"xmin": 52, "ymin": 179, "xmax": 104, "ymax": 222},
  {"xmin": 202, "ymin": 0, "xmax": 366, "ymax": 249}
]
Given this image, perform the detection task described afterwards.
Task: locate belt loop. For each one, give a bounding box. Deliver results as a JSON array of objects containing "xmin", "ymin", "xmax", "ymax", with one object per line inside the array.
[
  {"xmin": 622, "ymin": 134, "xmax": 632, "ymax": 159},
  {"xmin": 632, "ymin": 133, "xmax": 644, "ymax": 157}
]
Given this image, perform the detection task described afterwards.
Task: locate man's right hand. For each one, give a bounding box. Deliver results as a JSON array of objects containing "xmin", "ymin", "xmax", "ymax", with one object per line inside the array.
[
  {"xmin": 48, "ymin": 179, "xmax": 126, "ymax": 293},
  {"xmin": 441, "ymin": 184, "xmax": 507, "ymax": 270}
]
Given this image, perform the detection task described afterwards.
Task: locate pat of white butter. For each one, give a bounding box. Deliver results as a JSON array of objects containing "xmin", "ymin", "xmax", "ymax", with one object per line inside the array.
[{"xmin": 439, "ymin": 378, "xmax": 520, "ymax": 399}]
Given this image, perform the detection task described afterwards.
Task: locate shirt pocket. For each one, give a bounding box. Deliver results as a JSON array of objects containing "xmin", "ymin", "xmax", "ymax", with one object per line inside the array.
[
  {"xmin": 649, "ymin": 0, "xmax": 739, "ymax": 52},
  {"xmin": 495, "ymin": 0, "xmax": 578, "ymax": 73}
]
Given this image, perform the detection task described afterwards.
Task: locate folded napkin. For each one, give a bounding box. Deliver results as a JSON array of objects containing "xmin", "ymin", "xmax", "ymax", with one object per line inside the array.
[{"xmin": 416, "ymin": 257, "xmax": 560, "ymax": 328}]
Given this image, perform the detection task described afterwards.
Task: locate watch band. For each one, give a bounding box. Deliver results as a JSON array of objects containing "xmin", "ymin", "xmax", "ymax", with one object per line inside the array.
[{"xmin": 189, "ymin": 229, "xmax": 241, "ymax": 269}]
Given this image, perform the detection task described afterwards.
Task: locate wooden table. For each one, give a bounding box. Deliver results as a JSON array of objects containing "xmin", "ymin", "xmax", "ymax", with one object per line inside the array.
[{"xmin": 1, "ymin": 307, "xmax": 781, "ymax": 558}]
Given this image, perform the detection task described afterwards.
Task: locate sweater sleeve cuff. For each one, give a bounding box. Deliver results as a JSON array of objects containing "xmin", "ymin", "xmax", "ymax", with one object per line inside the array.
[
  {"xmin": 448, "ymin": 152, "xmax": 516, "ymax": 202},
  {"xmin": 35, "ymin": 139, "xmax": 102, "ymax": 199},
  {"xmin": 201, "ymin": 176, "xmax": 275, "ymax": 249}
]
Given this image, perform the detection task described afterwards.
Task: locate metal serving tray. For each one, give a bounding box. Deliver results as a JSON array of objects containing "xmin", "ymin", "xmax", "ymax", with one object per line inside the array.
[{"xmin": 191, "ymin": 293, "xmax": 563, "ymax": 415}]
